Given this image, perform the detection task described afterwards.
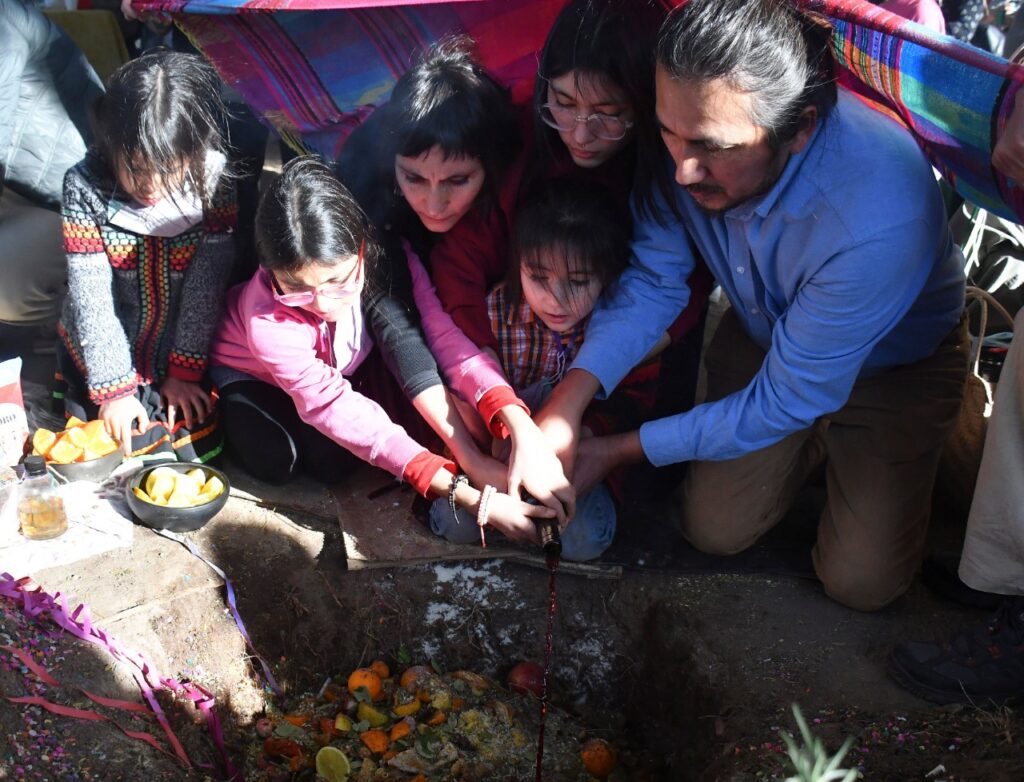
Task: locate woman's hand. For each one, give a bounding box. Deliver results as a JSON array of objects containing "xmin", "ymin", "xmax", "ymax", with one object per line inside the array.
[
  {"xmin": 484, "ymin": 491, "xmax": 556, "ymax": 546},
  {"xmin": 99, "ymin": 395, "xmax": 149, "ymax": 455},
  {"xmin": 499, "ymin": 406, "xmax": 576, "ymax": 525},
  {"xmin": 160, "ymin": 377, "xmax": 212, "ymax": 429}
]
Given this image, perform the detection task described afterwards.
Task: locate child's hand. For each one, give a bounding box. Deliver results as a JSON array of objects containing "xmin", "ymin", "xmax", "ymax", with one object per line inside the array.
[
  {"xmin": 484, "ymin": 492, "xmax": 556, "ymax": 546},
  {"xmin": 160, "ymin": 377, "xmax": 212, "ymax": 430},
  {"xmin": 501, "ymin": 409, "xmax": 576, "ymax": 525},
  {"xmin": 99, "ymin": 396, "xmax": 150, "ymax": 456},
  {"xmin": 462, "ymin": 452, "xmax": 509, "ymax": 495}
]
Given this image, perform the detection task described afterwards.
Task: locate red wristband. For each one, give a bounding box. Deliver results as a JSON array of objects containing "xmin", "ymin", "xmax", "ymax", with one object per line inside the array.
[
  {"xmin": 477, "ymin": 386, "xmax": 529, "ymax": 439},
  {"xmin": 402, "ymin": 451, "xmax": 456, "ymax": 499}
]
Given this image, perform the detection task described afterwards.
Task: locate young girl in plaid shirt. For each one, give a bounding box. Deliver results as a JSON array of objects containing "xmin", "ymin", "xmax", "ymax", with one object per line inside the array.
[{"xmin": 430, "ymin": 179, "xmax": 656, "ymax": 560}]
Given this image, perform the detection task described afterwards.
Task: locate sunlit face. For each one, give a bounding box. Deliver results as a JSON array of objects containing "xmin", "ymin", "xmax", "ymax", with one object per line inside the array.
[
  {"xmin": 546, "ymin": 71, "xmax": 635, "ymax": 169},
  {"xmin": 115, "ymin": 158, "xmax": 189, "ymax": 207},
  {"xmin": 519, "ymin": 249, "xmax": 603, "ymax": 334},
  {"xmin": 271, "ymin": 254, "xmax": 362, "ymax": 323},
  {"xmin": 394, "ymin": 146, "xmax": 486, "ymax": 233},
  {"xmin": 654, "ymin": 66, "xmax": 816, "ymax": 214}
]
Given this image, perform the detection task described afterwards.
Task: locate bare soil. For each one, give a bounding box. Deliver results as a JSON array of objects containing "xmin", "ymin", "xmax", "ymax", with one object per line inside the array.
[{"xmin": 2, "ymin": 350, "xmax": 1021, "ymax": 781}]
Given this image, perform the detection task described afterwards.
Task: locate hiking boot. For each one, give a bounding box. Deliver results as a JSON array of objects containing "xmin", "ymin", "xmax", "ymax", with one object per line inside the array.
[{"xmin": 888, "ymin": 597, "xmax": 1024, "ymax": 705}]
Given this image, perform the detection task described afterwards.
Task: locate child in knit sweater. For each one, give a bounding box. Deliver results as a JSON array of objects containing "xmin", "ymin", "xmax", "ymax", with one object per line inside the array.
[{"xmin": 56, "ymin": 50, "xmax": 236, "ymax": 462}]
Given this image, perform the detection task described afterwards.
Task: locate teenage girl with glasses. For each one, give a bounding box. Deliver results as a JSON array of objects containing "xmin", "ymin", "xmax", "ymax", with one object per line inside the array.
[
  {"xmin": 427, "ymin": 0, "xmax": 711, "ymax": 362},
  {"xmin": 208, "ymin": 158, "xmax": 565, "ymax": 544}
]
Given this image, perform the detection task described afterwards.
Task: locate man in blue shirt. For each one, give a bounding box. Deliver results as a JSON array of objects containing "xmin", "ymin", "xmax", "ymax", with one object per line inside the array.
[{"xmin": 538, "ymin": 0, "xmax": 968, "ymax": 611}]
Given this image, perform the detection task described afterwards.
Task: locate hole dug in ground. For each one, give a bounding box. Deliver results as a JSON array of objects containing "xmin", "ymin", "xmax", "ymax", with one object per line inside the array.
[{"xmin": 232, "ymin": 558, "xmax": 721, "ymax": 781}]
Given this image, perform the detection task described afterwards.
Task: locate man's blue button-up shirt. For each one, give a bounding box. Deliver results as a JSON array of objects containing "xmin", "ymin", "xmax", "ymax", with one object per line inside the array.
[{"xmin": 573, "ymin": 92, "xmax": 966, "ymax": 466}]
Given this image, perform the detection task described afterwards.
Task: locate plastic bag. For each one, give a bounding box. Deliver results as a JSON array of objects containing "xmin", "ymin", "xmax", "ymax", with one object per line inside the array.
[{"xmin": 0, "ymin": 358, "xmax": 29, "ymax": 468}]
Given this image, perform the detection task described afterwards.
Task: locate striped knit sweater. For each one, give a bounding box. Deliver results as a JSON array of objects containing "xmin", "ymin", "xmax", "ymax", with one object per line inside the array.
[{"xmin": 59, "ymin": 152, "xmax": 236, "ymax": 404}]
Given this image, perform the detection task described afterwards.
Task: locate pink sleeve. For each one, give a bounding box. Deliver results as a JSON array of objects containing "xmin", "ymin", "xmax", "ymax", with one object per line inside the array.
[
  {"xmin": 246, "ymin": 311, "xmax": 426, "ymax": 480},
  {"xmin": 405, "ymin": 245, "xmax": 513, "ymax": 407}
]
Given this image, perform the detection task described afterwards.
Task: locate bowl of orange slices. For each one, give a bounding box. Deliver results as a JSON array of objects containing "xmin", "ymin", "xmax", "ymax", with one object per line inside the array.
[{"xmin": 31, "ymin": 417, "xmax": 123, "ymax": 483}]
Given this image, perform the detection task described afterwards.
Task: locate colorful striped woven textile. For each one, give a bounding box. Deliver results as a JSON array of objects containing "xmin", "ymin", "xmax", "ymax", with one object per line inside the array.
[{"xmin": 138, "ymin": 0, "xmax": 1024, "ymax": 220}]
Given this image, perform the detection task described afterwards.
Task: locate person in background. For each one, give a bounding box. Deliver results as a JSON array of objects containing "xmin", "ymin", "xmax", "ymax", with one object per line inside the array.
[
  {"xmin": 536, "ymin": 0, "xmax": 968, "ymax": 611},
  {"xmin": 427, "ymin": 0, "xmax": 677, "ymax": 351},
  {"xmin": 878, "ymin": 0, "xmax": 947, "ymax": 34},
  {"xmin": 889, "ymin": 87, "xmax": 1024, "ymax": 705},
  {"xmin": 0, "ymin": 0, "xmax": 103, "ymax": 358},
  {"xmin": 56, "ymin": 50, "xmax": 235, "ymax": 461}
]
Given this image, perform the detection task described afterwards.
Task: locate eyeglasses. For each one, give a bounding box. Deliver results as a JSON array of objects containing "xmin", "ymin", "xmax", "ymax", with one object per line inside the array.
[
  {"xmin": 272, "ymin": 243, "xmax": 365, "ymax": 307},
  {"xmin": 539, "ymin": 102, "xmax": 634, "ymax": 141}
]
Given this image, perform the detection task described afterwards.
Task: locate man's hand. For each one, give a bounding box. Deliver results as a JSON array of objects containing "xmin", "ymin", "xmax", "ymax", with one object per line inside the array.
[
  {"xmin": 99, "ymin": 395, "xmax": 149, "ymax": 455},
  {"xmin": 994, "ymin": 89, "xmax": 1024, "ymax": 183},
  {"xmin": 160, "ymin": 377, "xmax": 212, "ymax": 429},
  {"xmin": 573, "ymin": 431, "xmax": 645, "ymax": 497}
]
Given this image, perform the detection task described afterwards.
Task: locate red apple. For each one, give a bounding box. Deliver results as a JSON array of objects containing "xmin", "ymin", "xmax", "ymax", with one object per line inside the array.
[{"xmin": 506, "ymin": 661, "xmax": 545, "ymax": 697}]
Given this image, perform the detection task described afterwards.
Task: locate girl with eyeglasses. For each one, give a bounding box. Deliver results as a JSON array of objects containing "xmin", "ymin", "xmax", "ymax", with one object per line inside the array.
[{"xmin": 208, "ymin": 158, "xmax": 568, "ymax": 543}]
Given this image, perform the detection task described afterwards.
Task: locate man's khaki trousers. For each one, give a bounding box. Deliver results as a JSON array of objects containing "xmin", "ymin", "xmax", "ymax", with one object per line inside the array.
[{"xmin": 678, "ymin": 309, "xmax": 968, "ymax": 611}]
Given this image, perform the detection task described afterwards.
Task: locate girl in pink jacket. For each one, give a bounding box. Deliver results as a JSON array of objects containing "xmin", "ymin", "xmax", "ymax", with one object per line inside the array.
[{"xmin": 209, "ymin": 158, "xmax": 573, "ymax": 544}]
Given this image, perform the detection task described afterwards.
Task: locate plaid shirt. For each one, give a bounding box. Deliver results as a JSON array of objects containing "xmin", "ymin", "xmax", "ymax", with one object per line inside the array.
[{"xmin": 487, "ymin": 285, "xmax": 587, "ymax": 393}]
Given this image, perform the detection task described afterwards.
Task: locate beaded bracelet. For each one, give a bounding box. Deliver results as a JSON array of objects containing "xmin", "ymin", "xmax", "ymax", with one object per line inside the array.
[
  {"xmin": 448, "ymin": 472, "xmax": 469, "ymax": 525},
  {"xmin": 476, "ymin": 484, "xmax": 496, "ymax": 548}
]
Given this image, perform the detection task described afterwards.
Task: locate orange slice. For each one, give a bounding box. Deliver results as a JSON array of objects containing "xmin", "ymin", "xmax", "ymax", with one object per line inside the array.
[
  {"xmin": 32, "ymin": 429, "xmax": 57, "ymax": 458},
  {"xmin": 65, "ymin": 427, "xmax": 91, "ymax": 448},
  {"xmin": 48, "ymin": 439, "xmax": 83, "ymax": 465},
  {"xmin": 82, "ymin": 420, "xmax": 106, "ymax": 438}
]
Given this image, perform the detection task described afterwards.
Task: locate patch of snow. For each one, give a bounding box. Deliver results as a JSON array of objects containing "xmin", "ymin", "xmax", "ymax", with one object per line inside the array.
[
  {"xmin": 419, "ymin": 638, "xmax": 440, "ymax": 660},
  {"xmin": 424, "ymin": 602, "xmax": 463, "ymax": 626}
]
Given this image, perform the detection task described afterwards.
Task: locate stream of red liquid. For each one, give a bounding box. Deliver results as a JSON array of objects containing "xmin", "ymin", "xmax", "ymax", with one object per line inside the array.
[{"xmin": 534, "ymin": 554, "xmax": 559, "ymax": 781}]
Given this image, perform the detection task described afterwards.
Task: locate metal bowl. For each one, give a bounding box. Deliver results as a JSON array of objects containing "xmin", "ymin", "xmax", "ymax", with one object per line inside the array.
[
  {"xmin": 125, "ymin": 462, "xmax": 230, "ymax": 533},
  {"xmin": 48, "ymin": 448, "xmax": 124, "ymax": 483}
]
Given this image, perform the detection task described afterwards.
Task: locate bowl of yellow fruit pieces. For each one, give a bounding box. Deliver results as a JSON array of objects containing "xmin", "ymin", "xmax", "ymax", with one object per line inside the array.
[
  {"xmin": 33, "ymin": 417, "xmax": 123, "ymax": 483},
  {"xmin": 126, "ymin": 463, "xmax": 229, "ymax": 532}
]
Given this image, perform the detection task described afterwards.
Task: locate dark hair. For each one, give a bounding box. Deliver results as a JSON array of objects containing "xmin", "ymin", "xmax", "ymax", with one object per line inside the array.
[
  {"xmin": 656, "ymin": 0, "xmax": 837, "ymax": 148},
  {"xmin": 383, "ymin": 36, "xmax": 521, "ymax": 214},
  {"xmin": 256, "ymin": 156, "xmax": 378, "ymax": 276},
  {"xmin": 503, "ymin": 178, "xmax": 630, "ymax": 311},
  {"xmin": 533, "ymin": 0, "xmax": 667, "ymax": 217},
  {"xmin": 92, "ymin": 49, "xmax": 228, "ymax": 209}
]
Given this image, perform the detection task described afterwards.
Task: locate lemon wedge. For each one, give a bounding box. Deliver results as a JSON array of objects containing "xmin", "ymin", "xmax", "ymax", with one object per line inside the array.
[{"xmin": 315, "ymin": 746, "xmax": 351, "ymax": 782}]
